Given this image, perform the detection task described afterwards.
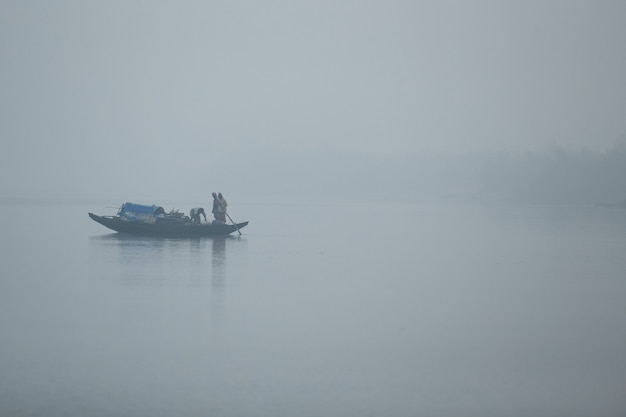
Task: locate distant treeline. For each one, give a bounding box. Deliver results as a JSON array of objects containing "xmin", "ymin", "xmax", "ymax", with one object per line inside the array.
[
  {"xmin": 478, "ymin": 146, "xmax": 626, "ymax": 204},
  {"xmin": 399, "ymin": 145, "xmax": 626, "ymax": 204},
  {"xmin": 232, "ymin": 145, "xmax": 626, "ymax": 205},
  {"xmin": 10, "ymin": 144, "xmax": 624, "ymax": 206}
]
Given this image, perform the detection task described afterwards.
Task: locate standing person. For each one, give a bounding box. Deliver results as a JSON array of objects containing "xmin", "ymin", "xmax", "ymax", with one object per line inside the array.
[
  {"xmin": 211, "ymin": 193, "xmax": 220, "ymax": 221},
  {"xmin": 216, "ymin": 192, "xmax": 228, "ymax": 222}
]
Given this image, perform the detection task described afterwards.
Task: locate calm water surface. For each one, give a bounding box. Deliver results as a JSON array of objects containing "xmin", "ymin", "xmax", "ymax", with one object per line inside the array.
[{"xmin": 1, "ymin": 200, "xmax": 625, "ymax": 416}]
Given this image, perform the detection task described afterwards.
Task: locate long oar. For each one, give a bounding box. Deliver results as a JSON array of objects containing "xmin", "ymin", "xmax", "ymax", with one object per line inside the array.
[{"xmin": 225, "ymin": 213, "xmax": 242, "ymax": 236}]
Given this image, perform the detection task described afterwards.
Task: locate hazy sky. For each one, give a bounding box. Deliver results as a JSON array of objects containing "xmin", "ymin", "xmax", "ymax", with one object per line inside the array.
[{"xmin": 1, "ymin": 1, "xmax": 626, "ymax": 197}]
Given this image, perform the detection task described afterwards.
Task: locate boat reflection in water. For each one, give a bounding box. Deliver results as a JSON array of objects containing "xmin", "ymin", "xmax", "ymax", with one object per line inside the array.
[
  {"xmin": 87, "ymin": 234, "xmax": 232, "ymax": 289},
  {"xmin": 211, "ymin": 237, "xmax": 226, "ymax": 290}
]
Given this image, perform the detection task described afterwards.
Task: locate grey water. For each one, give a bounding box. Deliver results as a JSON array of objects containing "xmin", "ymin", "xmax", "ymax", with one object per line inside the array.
[{"xmin": 1, "ymin": 199, "xmax": 625, "ymax": 417}]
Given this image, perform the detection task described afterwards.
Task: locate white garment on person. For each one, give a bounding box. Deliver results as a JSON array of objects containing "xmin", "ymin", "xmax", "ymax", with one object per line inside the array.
[
  {"xmin": 190, "ymin": 207, "xmax": 205, "ymax": 219},
  {"xmin": 217, "ymin": 197, "xmax": 228, "ymax": 214}
]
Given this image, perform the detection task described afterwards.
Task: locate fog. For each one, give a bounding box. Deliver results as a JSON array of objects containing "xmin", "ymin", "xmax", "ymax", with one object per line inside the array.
[
  {"xmin": 2, "ymin": 0, "xmax": 626, "ymax": 203},
  {"xmin": 2, "ymin": 3, "xmax": 626, "ymax": 416}
]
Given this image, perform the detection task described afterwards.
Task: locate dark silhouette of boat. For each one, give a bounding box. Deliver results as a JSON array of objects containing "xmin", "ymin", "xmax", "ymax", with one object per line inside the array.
[{"xmin": 89, "ymin": 202, "xmax": 248, "ymax": 237}]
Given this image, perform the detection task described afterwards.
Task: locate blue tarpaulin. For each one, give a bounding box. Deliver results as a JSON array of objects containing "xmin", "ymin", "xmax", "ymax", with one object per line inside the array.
[
  {"xmin": 118, "ymin": 202, "xmax": 165, "ymax": 223},
  {"xmin": 119, "ymin": 203, "xmax": 164, "ymax": 215}
]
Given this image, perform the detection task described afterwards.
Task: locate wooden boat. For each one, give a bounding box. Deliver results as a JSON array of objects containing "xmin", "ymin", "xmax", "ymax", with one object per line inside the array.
[{"xmin": 89, "ymin": 202, "xmax": 248, "ymax": 237}]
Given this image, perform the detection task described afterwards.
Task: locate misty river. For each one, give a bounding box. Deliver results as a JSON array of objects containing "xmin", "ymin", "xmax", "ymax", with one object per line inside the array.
[{"xmin": 1, "ymin": 199, "xmax": 625, "ymax": 416}]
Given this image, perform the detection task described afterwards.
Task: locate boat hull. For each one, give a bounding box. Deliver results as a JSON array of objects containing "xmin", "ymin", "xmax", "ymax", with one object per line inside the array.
[{"xmin": 89, "ymin": 213, "xmax": 248, "ymax": 237}]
